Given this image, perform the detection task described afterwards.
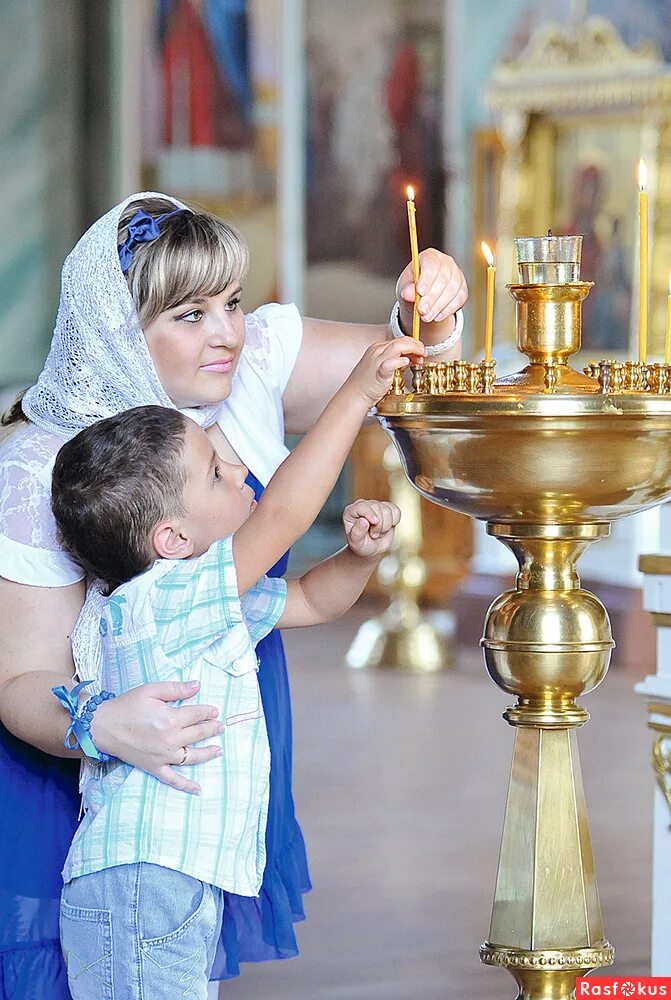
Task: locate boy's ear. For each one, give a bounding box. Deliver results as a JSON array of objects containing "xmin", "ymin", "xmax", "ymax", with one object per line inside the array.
[{"xmin": 152, "ymin": 521, "xmax": 195, "ymax": 560}]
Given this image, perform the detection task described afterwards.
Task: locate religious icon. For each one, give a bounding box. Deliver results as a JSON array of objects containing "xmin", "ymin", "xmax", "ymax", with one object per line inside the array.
[
  {"xmin": 554, "ymin": 126, "xmax": 639, "ymax": 353},
  {"xmin": 143, "ymin": 0, "xmax": 255, "ymax": 198},
  {"xmin": 138, "ymin": 0, "xmax": 281, "ymax": 308},
  {"xmin": 476, "ymin": 10, "xmax": 671, "ymax": 360},
  {"xmin": 140, "ymin": 0, "xmax": 282, "ymax": 210},
  {"xmin": 305, "ymin": 2, "xmax": 445, "ymax": 277}
]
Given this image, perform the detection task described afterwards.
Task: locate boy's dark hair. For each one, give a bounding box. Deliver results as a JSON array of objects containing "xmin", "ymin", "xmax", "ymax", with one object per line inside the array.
[{"xmin": 52, "ymin": 406, "xmax": 189, "ymax": 590}]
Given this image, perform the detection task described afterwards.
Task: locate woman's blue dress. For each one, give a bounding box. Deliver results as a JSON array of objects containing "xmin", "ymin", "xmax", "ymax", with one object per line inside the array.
[
  {"xmin": 0, "ymin": 733, "xmax": 77, "ymax": 999},
  {"xmin": 0, "ymin": 467, "xmax": 310, "ymax": 996},
  {"xmin": 210, "ymin": 471, "xmax": 311, "ymax": 979}
]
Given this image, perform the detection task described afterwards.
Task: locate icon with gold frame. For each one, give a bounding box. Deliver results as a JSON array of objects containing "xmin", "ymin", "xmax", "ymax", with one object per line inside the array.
[{"xmin": 473, "ymin": 14, "xmax": 671, "ymax": 361}]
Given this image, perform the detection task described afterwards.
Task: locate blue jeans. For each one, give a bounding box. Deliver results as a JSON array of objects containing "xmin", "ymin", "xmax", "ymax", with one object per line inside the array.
[{"xmin": 60, "ymin": 863, "xmax": 224, "ymax": 1000}]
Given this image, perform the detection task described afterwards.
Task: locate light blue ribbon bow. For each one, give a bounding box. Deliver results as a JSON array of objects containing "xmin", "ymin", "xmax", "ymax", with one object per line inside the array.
[{"xmin": 51, "ymin": 680, "xmax": 116, "ymax": 762}]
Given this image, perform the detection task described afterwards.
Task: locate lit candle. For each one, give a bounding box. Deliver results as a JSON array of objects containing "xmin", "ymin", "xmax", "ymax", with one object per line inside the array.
[
  {"xmin": 666, "ymin": 271, "xmax": 671, "ymax": 365},
  {"xmin": 481, "ymin": 241, "xmax": 496, "ymax": 362},
  {"xmin": 406, "ymin": 186, "xmax": 421, "ymax": 339},
  {"xmin": 639, "ymin": 159, "xmax": 649, "ymax": 364}
]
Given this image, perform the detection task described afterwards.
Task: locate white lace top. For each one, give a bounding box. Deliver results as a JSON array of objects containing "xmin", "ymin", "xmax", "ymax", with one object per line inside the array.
[{"xmin": 0, "ymin": 303, "xmax": 303, "ymax": 588}]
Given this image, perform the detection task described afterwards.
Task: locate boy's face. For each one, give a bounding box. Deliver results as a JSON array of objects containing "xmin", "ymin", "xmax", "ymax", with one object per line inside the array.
[{"xmin": 175, "ymin": 420, "xmax": 256, "ymax": 556}]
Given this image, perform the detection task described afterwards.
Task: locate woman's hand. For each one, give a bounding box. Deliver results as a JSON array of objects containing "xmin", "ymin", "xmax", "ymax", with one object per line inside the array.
[
  {"xmin": 343, "ymin": 500, "xmax": 400, "ymax": 559},
  {"xmin": 396, "ymin": 248, "xmax": 468, "ymax": 328},
  {"xmin": 91, "ymin": 679, "xmax": 224, "ymax": 795},
  {"xmin": 284, "ymin": 251, "xmax": 467, "ymax": 432}
]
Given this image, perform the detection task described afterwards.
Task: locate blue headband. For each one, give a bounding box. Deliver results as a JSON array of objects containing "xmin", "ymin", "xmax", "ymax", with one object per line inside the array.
[{"xmin": 118, "ymin": 208, "xmax": 186, "ymax": 274}]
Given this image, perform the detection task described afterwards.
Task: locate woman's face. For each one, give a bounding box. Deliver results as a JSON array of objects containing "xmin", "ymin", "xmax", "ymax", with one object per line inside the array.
[{"xmin": 143, "ymin": 283, "xmax": 245, "ymax": 408}]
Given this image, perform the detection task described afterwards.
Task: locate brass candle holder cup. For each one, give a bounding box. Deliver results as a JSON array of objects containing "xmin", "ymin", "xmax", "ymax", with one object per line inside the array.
[{"xmin": 378, "ymin": 235, "xmax": 671, "ymax": 999}]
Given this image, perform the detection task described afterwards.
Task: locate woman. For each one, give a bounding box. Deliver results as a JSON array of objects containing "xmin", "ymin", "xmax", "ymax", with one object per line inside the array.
[{"xmin": 0, "ymin": 192, "xmax": 466, "ymax": 998}]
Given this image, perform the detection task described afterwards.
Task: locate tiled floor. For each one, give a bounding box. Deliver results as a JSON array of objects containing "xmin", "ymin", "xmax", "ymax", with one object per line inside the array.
[{"xmin": 223, "ymin": 603, "xmax": 654, "ymax": 999}]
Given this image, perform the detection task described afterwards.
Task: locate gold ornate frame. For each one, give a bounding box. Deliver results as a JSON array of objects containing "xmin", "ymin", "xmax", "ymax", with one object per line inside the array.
[{"xmin": 476, "ymin": 15, "xmax": 671, "ymax": 357}]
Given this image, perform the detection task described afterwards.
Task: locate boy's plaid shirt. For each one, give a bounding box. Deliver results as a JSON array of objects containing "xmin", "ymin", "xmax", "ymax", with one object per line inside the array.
[{"xmin": 63, "ymin": 536, "xmax": 287, "ymax": 896}]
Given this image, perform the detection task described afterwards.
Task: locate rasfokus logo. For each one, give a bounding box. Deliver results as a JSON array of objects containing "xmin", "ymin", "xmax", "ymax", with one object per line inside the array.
[{"xmin": 577, "ymin": 979, "xmax": 671, "ymax": 997}]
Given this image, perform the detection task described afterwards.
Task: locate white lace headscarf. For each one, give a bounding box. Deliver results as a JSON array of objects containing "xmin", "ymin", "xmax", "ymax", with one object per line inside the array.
[
  {"xmin": 22, "ymin": 191, "xmax": 225, "ymax": 436},
  {"xmin": 21, "ymin": 194, "xmax": 236, "ymax": 782}
]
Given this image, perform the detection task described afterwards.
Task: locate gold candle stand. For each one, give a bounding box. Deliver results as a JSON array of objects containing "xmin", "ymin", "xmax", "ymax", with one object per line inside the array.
[{"xmin": 376, "ymin": 260, "xmax": 671, "ymax": 999}]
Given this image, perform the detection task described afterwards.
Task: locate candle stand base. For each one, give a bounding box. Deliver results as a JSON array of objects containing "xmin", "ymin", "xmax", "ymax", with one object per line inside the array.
[
  {"xmin": 475, "ymin": 521, "xmax": 615, "ymax": 998},
  {"xmin": 480, "ymin": 944, "xmax": 614, "ymax": 1000},
  {"xmin": 480, "ymin": 723, "xmax": 615, "ymax": 999}
]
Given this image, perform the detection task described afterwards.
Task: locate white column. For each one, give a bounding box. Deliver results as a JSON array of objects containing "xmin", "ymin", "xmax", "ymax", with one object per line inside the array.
[
  {"xmin": 635, "ymin": 502, "xmax": 671, "ymax": 975},
  {"xmin": 442, "ymin": 0, "xmax": 467, "ymax": 270},
  {"xmin": 110, "ymin": 0, "xmax": 144, "ymax": 199},
  {"xmin": 278, "ymin": 0, "xmax": 306, "ymax": 309}
]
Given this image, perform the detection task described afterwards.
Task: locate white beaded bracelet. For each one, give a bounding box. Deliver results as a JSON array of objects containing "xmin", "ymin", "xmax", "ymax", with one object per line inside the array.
[{"xmin": 389, "ymin": 300, "xmax": 463, "ymax": 356}]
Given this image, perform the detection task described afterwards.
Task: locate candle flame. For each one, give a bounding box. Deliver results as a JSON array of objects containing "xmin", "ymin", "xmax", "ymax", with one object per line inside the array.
[
  {"xmin": 638, "ymin": 158, "xmax": 647, "ymax": 191},
  {"xmin": 406, "ymin": 185, "xmax": 415, "ymax": 201},
  {"xmin": 481, "ymin": 241, "xmax": 495, "ymax": 267}
]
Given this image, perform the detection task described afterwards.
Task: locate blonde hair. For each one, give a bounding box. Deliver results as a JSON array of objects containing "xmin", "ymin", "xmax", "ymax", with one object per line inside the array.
[{"xmin": 118, "ymin": 196, "xmax": 249, "ymax": 328}]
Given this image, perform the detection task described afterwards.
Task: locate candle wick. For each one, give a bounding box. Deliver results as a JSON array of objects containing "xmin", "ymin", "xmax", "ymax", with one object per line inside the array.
[{"xmin": 547, "ymin": 228, "xmax": 553, "ymax": 237}]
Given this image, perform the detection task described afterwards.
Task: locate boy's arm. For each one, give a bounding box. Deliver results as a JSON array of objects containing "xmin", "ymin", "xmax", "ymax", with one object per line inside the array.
[
  {"xmin": 233, "ymin": 339, "xmax": 422, "ymax": 595},
  {"xmin": 278, "ymin": 499, "xmax": 400, "ymax": 628},
  {"xmin": 279, "ymin": 549, "xmax": 379, "ymax": 628}
]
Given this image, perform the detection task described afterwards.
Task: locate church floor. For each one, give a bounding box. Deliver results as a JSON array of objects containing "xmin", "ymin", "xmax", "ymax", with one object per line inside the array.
[{"xmin": 224, "ymin": 601, "xmax": 654, "ymax": 1000}]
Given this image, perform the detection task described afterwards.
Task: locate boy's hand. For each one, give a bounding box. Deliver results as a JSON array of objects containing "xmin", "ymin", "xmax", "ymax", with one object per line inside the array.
[
  {"xmin": 343, "ymin": 500, "xmax": 401, "ymax": 558},
  {"xmin": 396, "ymin": 248, "xmax": 468, "ymax": 326},
  {"xmin": 349, "ymin": 338, "xmax": 425, "ymax": 406}
]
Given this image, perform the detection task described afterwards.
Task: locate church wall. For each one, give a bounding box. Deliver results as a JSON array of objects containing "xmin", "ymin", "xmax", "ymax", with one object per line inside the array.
[{"xmin": 0, "ymin": 0, "xmax": 82, "ymax": 392}]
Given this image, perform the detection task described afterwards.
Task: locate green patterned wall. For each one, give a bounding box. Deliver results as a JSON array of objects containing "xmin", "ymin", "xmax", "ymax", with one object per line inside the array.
[{"xmin": 0, "ymin": 0, "xmax": 81, "ymax": 389}]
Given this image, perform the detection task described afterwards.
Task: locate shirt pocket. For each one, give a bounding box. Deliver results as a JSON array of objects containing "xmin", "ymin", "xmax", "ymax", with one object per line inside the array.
[{"xmin": 201, "ymin": 624, "xmax": 263, "ymax": 726}]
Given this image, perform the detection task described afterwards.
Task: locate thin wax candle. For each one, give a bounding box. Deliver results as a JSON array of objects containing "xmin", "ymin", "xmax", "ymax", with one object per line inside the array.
[
  {"xmin": 638, "ymin": 159, "xmax": 649, "ymax": 364},
  {"xmin": 406, "ymin": 186, "xmax": 421, "ymax": 340},
  {"xmin": 481, "ymin": 241, "xmax": 496, "ymax": 362}
]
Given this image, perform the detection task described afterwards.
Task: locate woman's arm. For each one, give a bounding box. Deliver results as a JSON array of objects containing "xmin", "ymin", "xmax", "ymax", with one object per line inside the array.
[
  {"xmin": 0, "ymin": 576, "xmax": 223, "ymax": 793},
  {"xmin": 0, "ymin": 577, "xmax": 86, "ymax": 755},
  {"xmin": 283, "ymin": 248, "xmax": 467, "ymax": 433}
]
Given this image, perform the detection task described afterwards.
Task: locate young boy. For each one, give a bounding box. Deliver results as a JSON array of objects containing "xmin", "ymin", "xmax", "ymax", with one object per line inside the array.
[{"xmin": 50, "ymin": 336, "xmax": 423, "ymax": 1000}]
